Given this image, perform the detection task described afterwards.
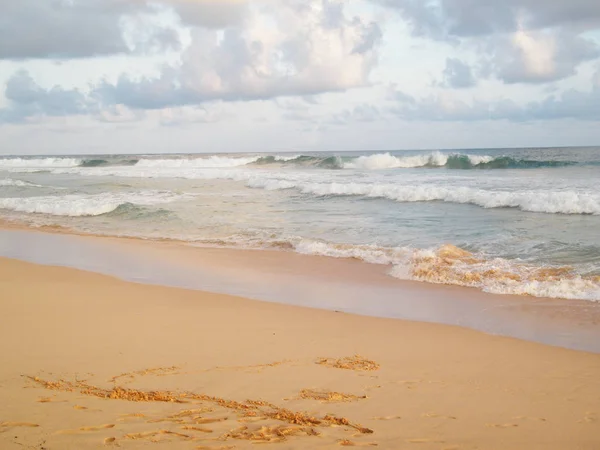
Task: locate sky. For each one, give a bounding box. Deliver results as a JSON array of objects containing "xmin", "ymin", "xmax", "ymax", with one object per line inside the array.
[{"xmin": 0, "ymin": 0, "xmax": 599, "ymax": 155}]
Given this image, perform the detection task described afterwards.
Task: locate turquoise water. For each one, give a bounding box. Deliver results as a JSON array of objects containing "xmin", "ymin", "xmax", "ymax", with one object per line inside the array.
[{"xmin": 1, "ymin": 147, "xmax": 599, "ymax": 300}]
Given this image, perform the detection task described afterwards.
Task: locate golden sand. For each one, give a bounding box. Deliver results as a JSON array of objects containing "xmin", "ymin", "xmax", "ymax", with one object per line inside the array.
[{"xmin": 1, "ymin": 257, "xmax": 600, "ymax": 449}]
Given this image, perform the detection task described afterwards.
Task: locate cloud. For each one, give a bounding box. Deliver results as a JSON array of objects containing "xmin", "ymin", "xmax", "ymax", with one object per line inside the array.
[
  {"xmin": 328, "ymin": 104, "xmax": 381, "ymax": 125},
  {"xmin": 1, "ymin": 1, "xmax": 382, "ymax": 123},
  {"xmin": 390, "ymin": 82, "xmax": 600, "ymax": 122},
  {"xmin": 94, "ymin": 0, "xmax": 382, "ymax": 108},
  {"xmin": 378, "ymin": 0, "xmax": 600, "ymax": 85},
  {"xmin": 0, "ymin": 0, "xmax": 248, "ymax": 60},
  {"xmin": 163, "ymin": 0, "xmax": 248, "ymax": 28},
  {"xmin": 377, "ymin": 0, "xmax": 600, "ymax": 38},
  {"xmin": 158, "ymin": 105, "xmax": 227, "ymax": 126},
  {"xmin": 480, "ymin": 28, "xmax": 600, "ymax": 84},
  {"xmin": 0, "ymin": 71, "xmax": 93, "ymax": 123},
  {"xmin": 440, "ymin": 58, "xmax": 476, "ymax": 88}
]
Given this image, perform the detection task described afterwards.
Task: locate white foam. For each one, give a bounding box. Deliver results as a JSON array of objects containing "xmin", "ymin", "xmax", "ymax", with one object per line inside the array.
[
  {"xmin": 0, "ymin": 191, "xmax": 191, "ymax": 217},
  {"xmin": 0, "ymin": 178, "xmax": 42, "ymax": 187},
  {"xmin": 245, "ymin": 179, "xmax": 600, "ymax": 215},
  {"xmin": 47, "ymin": 164, "xmax": 600, "ymax": 215},
  {"xmin": 0, "ymin": 157, "xmax": 81, "ymax": 169},
  {"xmin": 292, "ymin": 240, "xmax": 600, "ymax": 301},
  {"xmin": 135, "ymin": 156, "xmax": 261, "ymax": 169},
  {"xmin": 294, "ymin": 239, "xmax": 411, "ymax": 265},
  {"xmin": 272, "ymin": 154, "xmax": 302, "ymax": 162},
  {"xmin": 343, "ymin": 152, "xmax": 493, "ymax": 170},
  {"xmin": 388, "ymin": 247, "xmax": 600, "ymax": 301}
]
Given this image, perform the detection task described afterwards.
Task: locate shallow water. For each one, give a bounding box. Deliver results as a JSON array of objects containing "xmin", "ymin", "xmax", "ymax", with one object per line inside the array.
[
  {"xmin": 1, "ymin": 147, "xmax": 599, "ymax": 300},
  {"xmin": 1, "ymin": 229, "xmax": 600, "ymax": 353}
]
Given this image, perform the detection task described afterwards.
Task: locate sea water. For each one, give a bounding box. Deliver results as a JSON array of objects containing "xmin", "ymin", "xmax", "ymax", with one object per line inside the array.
[{"xmin": 1, "ymin": 147, "xmax": 599, "ymax": 301}]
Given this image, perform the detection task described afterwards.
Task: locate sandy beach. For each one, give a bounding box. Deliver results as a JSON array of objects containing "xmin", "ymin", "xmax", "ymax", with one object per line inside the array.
[{"xmin": 1, "ymin": 256, "xmax": 599, "ymax": 450}]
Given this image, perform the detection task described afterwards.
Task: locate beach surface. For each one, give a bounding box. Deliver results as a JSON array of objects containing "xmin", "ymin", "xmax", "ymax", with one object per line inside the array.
[{"xmin": 1, "ymin": 257, "xmax": 599, "ymax": 450}]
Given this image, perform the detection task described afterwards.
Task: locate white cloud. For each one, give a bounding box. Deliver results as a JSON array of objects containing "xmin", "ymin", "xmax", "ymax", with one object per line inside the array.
[{"xmin": 95, "ymin": 0, "xmax": 382, "ymax": 108}]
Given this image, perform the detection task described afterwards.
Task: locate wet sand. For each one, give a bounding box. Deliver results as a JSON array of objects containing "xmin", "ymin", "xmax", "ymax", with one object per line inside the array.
[
  {"xmin": 1, "ymin": 257, "xmax": 600, "ymax": 449},
  {"xmin": 1, "ymin": 226, "xmax": 600, "ymax": 353}
]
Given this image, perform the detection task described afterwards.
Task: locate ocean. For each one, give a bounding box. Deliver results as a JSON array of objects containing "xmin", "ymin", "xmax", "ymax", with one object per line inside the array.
[{"xmin": 1, "ymin": 147, "xmax": 599, "ymax": 301}]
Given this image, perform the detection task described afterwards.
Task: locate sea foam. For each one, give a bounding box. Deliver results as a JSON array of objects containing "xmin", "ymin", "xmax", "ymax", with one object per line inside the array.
[
  {"xmin": 0, "ymin": 191, "xmax": 191, "ymax": 217},
  {"xmin": 0, "ymin": 178, "xmax": 42, "ymax": 187},
  {"xmin": 245, "ymin": 179, "xmax": 600, "ymax": 215},
  {"xmin": 0, "ymin": 157, "xmax": 81, "ymax": 169}
]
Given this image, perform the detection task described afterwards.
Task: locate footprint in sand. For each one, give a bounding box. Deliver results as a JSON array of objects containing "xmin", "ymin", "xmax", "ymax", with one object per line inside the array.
[
  {"xmin": 124, "ymin": 429, "xmax": 194, "ymax": 442},
  {"xmin": 338, "ymin": 439, "xmax": 378, "ymax": 446},
  {"xmin": 485, "ymin": 423, "xmax": 518, "ymax": 428},
  {"xmin": 406, "ymin": 438, "xmax": 446, "ymax": 444},
  {"xmin": 512, "ymin": 415, "xmax": 547, "ymax": 422},
  {"xmin": 180, "ymin": 425, "xmax": 213, "ymax": 433},
  {"xmin": 581, "ymin": 412, "xmax": 597, "ymax": 423},
  {"xmin": 117, "ymin": 413, "xmax": 146, "ymax": 423},
  {"xmin": 37, "ymin": 396, "xmax": 67, "ymax": 403},
  {"xmin": 56, "ymin": 424, "xmax": 115, "ymax": 434},
  {"xmin": 195, "ymin": 446, "xmax": 236, "ymax": 450},
  {"xmin": 422, "ymin": 412, "xmax": 457, "ymax": 420},
  {"xmin": 0, "ymin": 422, "xmax": 40, "ymax": 430}
]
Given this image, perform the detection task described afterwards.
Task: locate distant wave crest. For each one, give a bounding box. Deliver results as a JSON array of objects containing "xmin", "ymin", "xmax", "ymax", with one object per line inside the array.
[
  {"xmin": 246, "ymin": 179, "xmax": 600, "ymax": 215},
  {"xmin": 0, "ymin": 152, "xmax": 585, "ymax": 172},
  {"xmin": 0, "ymin": 191, "xmax": 192, "ymax": 217}
]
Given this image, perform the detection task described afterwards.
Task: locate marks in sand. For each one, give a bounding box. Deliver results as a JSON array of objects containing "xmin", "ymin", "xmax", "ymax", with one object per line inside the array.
[
  {"xmin": 0, "ymin": 421, "xmax": 40, "ymax": 432},
  {"xmin": 109, "ymin": 366, "xmax": 181, "ymax": 385},
  {"xmin": 316, "ymin": 355, "xmax": 380, "ymax": 372},
  {"xmin": 296, "ymin": 389, "xmax": 367, "ymax": 403},
  {"xmin": 23, "ymin": 357, "xmax": 378, "ymax": 447}
]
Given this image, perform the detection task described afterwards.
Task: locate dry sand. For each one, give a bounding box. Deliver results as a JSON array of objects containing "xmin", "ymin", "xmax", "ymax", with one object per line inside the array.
[{"xmin": 1, "ymin": 257, "xmax": 599, "ymax": 450}]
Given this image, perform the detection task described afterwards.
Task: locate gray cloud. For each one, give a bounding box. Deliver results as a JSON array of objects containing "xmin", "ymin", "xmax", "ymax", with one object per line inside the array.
[
  {"xmin": 0, "ymin": 0, "xmax": 132, "ymax": 59},
  {"xmin": 379, "ymin": 0, "xmax": 600, "ymax": 85},
  {"xmin": 0, "ymin": 0, "xmax": 248, "ymax": 60},
  {"xmin": 441, "ymin": 58, "xmax": 476, "ymax": 88},
  {"xmin": 390, "ymin": 83, "xmax": 600, "ymax": 121},
  {"xmin": 0, "ymin": 71, "xmax": 93, "ymax": 123},
  {"xmin": 93, "ymin": 1, "xmax": 382, "ymax": 109},
  {"xmin": 480, "ymin": 30, "xmax": 600, "ymax": 84},
  {"xmin": 1, "ymin": 1, "xmax": 382, "ymax": 123},
  {"xmin": 378, "ymin": 0, "xmax": 600, "ymax": 38},
  {"xmin": 165, "ymin": 0, "xmax": 248, "ymax": 28},
  {"xmin": 328, "ymin": 104, "xmax": 381, "ymax": 125}
]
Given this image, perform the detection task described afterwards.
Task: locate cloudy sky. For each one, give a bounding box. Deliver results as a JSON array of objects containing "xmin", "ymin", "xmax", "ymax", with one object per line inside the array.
[{"xmin": 1, "ymin": 0, "xmax": 599, "ymax": 155}]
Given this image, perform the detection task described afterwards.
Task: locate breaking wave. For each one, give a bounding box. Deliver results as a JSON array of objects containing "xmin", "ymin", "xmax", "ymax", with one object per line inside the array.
[
  {"xmin": 0, "ymin": 178, "xmax": 43, "ymax": 188},
  {"xmin": 135, "ymin": 156, "xmax": 262, "ymax": 169},
  {"xmin": 189, "ymin": 236, "xmax": 600, "ymax": 301},
  {"xmin": 246, "ymin": 179, "xmax": 600, "ymax": 215},
  {"xmin": 0, "ymin": 157, "xmax": 81, "ymax": 169},
  {"xmin": 80, "ymin": 158, "xmax": 139, "ymax": 167},
  {"xmin": 1, "ymin": 152, "xmax": 587, "ymax": 173},
  {"xmin": 0, "ymin": 191, "xmax": 192, "ymax": 217}
]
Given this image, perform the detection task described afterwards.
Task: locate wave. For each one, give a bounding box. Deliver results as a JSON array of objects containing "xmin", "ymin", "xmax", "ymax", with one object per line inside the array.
[
  {"xmin": 2, "ymin": 152, "xmax": 586, "ymax": 173},
  {"xmin": 245, "ymin": 179, "xmax": 600, "ymax": 215},
  {"xmin": 390, "ymin": 244, "xmax": 600, "ymax": 301},
  {"xmin": 342, "ymin": 152, "xmax": 580, "ymax": 170},
  {"xmin": 79, "ymin": 158, "xmax": 139, "ymax": 167},
  {"xmin": 251, "ymin": 152, "xmax": 581, "ymax": 170},
  {"xmin": 135, "ymin": 155, "xmax": 262, "ymax": 169},
  {"xmin": 0, "ymin": 178, "xmax": 43, "ymax": 187},
  {"xmin": 0, "ymin": 157, "xmax": 81, "ymax": 169},
  {"xmin": 190, "ymin": 236, "xmax": 600, "ymax": 301},
  {"xmin": 0, "ymin": 191, "xmax": 192, "ymax": 217},
  {"xmin": 42, "ymin": 163, "xmax": 599, "ymax": 215}
]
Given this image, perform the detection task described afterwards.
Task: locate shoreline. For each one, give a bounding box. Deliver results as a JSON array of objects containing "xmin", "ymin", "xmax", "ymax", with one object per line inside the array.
[
  {"xmin": 1, "ymin": 257, "xmax": 599, "ymax": 449},
  {"xmin": 1, "ymin": 225, "xmax": 600, "ymax": 353}
]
